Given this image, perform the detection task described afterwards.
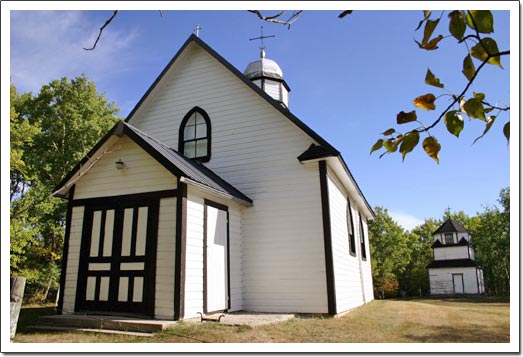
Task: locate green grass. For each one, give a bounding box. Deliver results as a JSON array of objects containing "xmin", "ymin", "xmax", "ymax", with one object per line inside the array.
[{"xmin": 13, "ymin": 297, "xmax": 510, "ymax": 343}]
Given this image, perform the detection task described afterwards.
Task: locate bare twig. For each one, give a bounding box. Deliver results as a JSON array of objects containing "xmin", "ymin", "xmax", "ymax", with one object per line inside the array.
[
  {"xmin": 83, "ymin": 10, "xmax": 119, "ymax": 51},
  {"xmin": 482, "ymin": 101, "xmax": 510, "ymax": 111},
  {"xmin": 248, "ymin": 10, "xmax": 303, "ymax": 29},
  {"xmin": 338, "ymin": 10, "xmax": 353, "ymax": 19}
]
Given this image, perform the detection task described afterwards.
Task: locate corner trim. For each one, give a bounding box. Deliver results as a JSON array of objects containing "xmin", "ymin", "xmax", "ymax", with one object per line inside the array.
[
  {"xmin": 57, "ymin": 185, "xmax": 75, "ymax": 314},
  {"xmin": 174, "ymin": 181, "xmax": 187, "ymax": 320},
  {"xmin": 319, "ymin": 160, "xmax": 337, "ymax": 315}
]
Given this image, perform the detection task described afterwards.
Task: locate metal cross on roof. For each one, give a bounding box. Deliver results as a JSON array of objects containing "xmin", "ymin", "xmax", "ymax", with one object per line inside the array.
[
  {"xmin": 194, "ymin": 24, "xmax": 202, "ymax": 37},
  {"xmin": 249, "ymin": 26, "xmax": 275, "ymax": 51}
]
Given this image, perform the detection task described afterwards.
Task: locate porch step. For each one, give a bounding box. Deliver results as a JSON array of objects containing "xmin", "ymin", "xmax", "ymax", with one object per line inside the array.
[
  {"xmin": 199, "ymin": 313, "xmax": 225, "ymax": 322},
  {"xmin": 29, "ymin": 325, "xmax": 155, "ymax": 337},
  {"xmin": 37, "ymin": 314, "xmax": 177, "ymax": 333}
]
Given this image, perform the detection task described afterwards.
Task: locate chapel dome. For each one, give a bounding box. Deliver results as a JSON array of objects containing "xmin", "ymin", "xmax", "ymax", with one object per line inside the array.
[
  {"xmin": 243, "ymin": 48, "xmax": 290, "ymax": 107},
  {"xmin": 243, "ymin": 49, "xmax": 283, "ymax": 80}
]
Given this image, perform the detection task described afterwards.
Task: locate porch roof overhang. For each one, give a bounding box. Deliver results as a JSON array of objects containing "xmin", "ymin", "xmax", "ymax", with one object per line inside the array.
[{"xmin": 52, "ymin": 121, "xmax": 253, "ymax": 207}]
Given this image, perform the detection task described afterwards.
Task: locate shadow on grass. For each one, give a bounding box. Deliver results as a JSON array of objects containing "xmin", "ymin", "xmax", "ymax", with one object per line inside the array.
[
  {"xmin": 402, "ymin": 324, "xmax": 509, "ymax": 343},
  {"xmin": 16, "ymin": 305, "xmax": 58, "ymax": 334},
  {"xmin": 394, "ymin": 296, "xmax": 509, "ymax": 304}
]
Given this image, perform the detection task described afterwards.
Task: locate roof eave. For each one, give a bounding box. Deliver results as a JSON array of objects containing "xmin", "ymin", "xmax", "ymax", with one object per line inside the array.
[{"xmin": 180, "ymin": 177, "xmax": 253, "ymax": 207}]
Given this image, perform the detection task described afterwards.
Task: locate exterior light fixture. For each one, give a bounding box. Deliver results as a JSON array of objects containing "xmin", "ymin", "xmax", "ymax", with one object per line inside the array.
[{"xmin": 115, "ymin": 158, "xmax": 125, "ymax": 170}]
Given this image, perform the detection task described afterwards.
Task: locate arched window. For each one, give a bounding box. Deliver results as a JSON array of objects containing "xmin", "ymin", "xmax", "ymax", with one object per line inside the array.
[{"xmin": 179, "ymin": 107, "xmax": 211, "ymax": 162}]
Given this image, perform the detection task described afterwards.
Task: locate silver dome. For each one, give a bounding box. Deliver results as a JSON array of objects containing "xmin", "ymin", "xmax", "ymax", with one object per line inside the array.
[{"xmin": 243, "ymin": 50, "xmax": 283, "ymax": 80}]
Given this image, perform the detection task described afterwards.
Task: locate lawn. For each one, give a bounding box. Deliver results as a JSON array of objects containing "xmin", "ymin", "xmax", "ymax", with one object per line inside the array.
[{"xmin": 12, "ymin": 297, "xmax": 509, "ymax": 344}]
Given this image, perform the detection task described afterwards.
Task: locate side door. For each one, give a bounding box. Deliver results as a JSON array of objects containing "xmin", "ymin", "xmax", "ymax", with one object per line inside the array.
[
  {"xmin": 204, "ymin": 201, "xmax": 230, "ymax": 314},
  {"xmin": 452, "ymin": 273, "xmax": 464, "ymax": 294}
]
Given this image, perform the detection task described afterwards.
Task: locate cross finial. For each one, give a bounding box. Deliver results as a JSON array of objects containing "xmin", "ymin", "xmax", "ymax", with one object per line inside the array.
[
  {"xmin": 446, "ymin": 205, "xmax": 452, "ymax": 218},
  {"xmin": 194, "ymin": 24, "xmax": 202, "ymax": 37},
  {"xmin": 249, "ymin": 26, "xmax": 275, "ymax": 58}
]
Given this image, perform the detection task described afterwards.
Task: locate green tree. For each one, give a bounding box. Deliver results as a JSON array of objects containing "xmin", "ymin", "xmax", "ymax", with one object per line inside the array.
[
  {"xmin": 10, "ymin": 84, "xmax": 40, "ymax": 272},
  {"xmin": 10, "ymin": 76, "xmax": 120, "ymax": 301},
  {"xmin": 473, "ymin": 188, "xmax": 510, "ymax": 295},
  {"xmin": 368, "ymin": 206, "xmax": 411, "ymax": 298},
  {"xmin": 399, "ymin": 219, "xmax": 440, "ymax": 296}
]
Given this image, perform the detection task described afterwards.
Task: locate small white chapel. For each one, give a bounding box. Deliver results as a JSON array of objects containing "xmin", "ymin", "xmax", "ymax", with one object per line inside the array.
[{"xmin": 427, "ymin": 218, "xmax": 485, "ymax": 295}]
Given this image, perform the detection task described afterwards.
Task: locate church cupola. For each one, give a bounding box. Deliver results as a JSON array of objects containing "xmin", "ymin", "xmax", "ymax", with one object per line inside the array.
[{"xmin": 244, "ymin": 48, "xmax": 291, "ymax": 108}]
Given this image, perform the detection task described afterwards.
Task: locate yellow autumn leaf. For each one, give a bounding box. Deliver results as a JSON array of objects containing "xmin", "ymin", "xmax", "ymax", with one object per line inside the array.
[
  {"xmin": 422, "ymin": 136, "xmax": 441, "ymax": 164},
  {"xmin": 413, "ymin": 94, "xmax": 436, "ymax": 110}
]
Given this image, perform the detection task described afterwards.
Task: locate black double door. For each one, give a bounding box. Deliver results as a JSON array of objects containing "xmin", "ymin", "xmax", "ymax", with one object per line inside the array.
[{"xmin": 76, "ymin": 198, "xmax": 159, "ymax": 317}]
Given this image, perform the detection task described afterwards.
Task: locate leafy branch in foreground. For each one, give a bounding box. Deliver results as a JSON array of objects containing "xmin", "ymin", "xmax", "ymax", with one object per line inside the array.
[{"xmin": 370, "ymin": 10, "xmax": 510, "ymax": 163}]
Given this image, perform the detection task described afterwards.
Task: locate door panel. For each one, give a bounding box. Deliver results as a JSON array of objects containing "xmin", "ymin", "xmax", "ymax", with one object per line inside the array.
[
  {"xmin": 204, "ymin": 202, "xmax": 229, "ymax": 314},
  {"xmin": 452, "ymin": 273, "xmax": 464, "ymax": 294},
  {"xmin": 76, "ymin": 199, "xmax": 158, "ymax": 317}
]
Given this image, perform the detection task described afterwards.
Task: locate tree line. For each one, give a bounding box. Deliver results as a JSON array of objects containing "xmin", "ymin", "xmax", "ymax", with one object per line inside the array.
[{"xmin": 369, "ymin": 188, "xmax": 510, "ymax": 298}]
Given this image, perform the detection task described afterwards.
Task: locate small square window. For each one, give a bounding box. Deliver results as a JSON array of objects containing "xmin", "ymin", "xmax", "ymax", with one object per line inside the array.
[
  {"xmin": 444, "ymin": 233, "xmax": 454, "ymax": 245},
  {"xmin": 184, "ymin": 141, "xmax": 196, "ymax": 157},
  {"xmin": 195, "ymin": 139, "xmax": 208, "ymax": 157}
]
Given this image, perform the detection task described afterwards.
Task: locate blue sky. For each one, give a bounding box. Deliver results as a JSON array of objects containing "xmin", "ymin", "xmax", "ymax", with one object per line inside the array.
[{"xmin": 4, "ymin": 3, "xmax": 516, "ymax": 231}]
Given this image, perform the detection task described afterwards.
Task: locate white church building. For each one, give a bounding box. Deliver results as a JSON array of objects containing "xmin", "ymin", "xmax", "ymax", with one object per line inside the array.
[
  {"xmin": 53, "ymin": 34, "xmax": 375, "ymax": 320},
  {"xmin": 427, "ymin": 218, "xmax": 485, "ymax": 295}
]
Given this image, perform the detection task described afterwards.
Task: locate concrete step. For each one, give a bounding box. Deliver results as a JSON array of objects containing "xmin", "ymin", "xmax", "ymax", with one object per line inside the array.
[{"xmin": 37, "ymin": 314, "xmax": 177, "ymax": 333}]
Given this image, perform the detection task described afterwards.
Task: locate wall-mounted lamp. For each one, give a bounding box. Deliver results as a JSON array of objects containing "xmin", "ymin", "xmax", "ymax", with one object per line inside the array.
[{"xmin": 115, "ymin": 158, "xmax": 125, "ymax": 170}]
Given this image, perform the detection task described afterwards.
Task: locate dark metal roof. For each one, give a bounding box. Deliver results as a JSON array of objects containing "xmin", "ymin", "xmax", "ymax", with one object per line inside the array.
[
  {"xmin": 433, "ymin": 218, "xmax": 470, "ymax": 234},
  {"xmin": 427, "ymin": 258, "xmax": 480, "ymax": 269},
  {"xmin": 297, "ymin": 144, "xmax": 339, "ymax": 162},
  {"xmin": 431, "ymin": 237, "xmax": 470, "ymax": 248},
  {"xmin": 53, "ymin": 121, "xmax": 252, "ymax": 205}
]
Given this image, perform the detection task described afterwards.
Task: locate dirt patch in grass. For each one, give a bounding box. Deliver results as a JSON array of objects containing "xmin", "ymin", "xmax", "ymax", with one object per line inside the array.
[{"xmin": 12, "ymin": 297, "xmax": 509, "ymax": 344}]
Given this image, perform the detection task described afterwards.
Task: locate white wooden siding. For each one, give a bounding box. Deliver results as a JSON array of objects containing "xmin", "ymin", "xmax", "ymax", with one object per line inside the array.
[
  {"xmin": 264, "ymin": 80, "xmax": 281, "ymax": 101},
  {"xmin": 62, "ymin": 206, "xmax": 85, "ymax": 314},
  {"xmin": 184, "ymin": 187, "xmax": 243, "ymax": 318},
  {"xmin": 130, "ymin": 44, "xmax": 328, "ymax": 313},
  {"xmin": 74, "ymin": 136, "xmax": 177, "ymax": 199},
  {"xmin": 434, "ymin": 246, "xmax": 470, "ymax": 260},
  {"xmin": 327, "ymin": 172, "xmax": 364, "ymax": 313},
  {"xmin": 429, "ymin": 267, "xmax": 479, "ymax": 295},
  {"xmin": 155, "ymin": 197, "xmax": 176, "ymax": 319}
]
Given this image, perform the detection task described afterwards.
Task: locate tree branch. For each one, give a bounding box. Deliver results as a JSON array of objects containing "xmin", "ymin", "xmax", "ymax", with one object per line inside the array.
[
  {"xmin": 248, "ymin": 10, "xmax": 303, "ymax": 28},
  {"xmin": 482, "ymin": 100, "xmax": 510, "ymax": 111},
  {"xmin": 417, "ymin": 50, "xmax": 510, "ymax": 133},
  {"xmin": 83, "ymin": 10, "xmax": 119, "ymax": 51},
  {"xmin": 338, "ymin": 11, "xmax": 353, "ymax": 19}
]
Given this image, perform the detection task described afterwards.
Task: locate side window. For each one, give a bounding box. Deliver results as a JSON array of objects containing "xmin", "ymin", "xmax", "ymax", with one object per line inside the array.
[
  {"xmin": 179, "ymin": 107, "xmax": 211, "ymax": 162},
  {"xmin": 359, "ymin": 215, "xmax": 367, "ymax": 260},
  {"xmin": 347, "ymin": 200, "xmax": 356, "ymax": 256}
]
